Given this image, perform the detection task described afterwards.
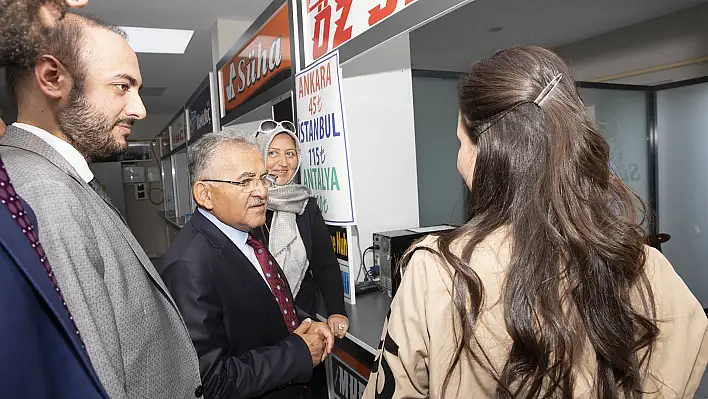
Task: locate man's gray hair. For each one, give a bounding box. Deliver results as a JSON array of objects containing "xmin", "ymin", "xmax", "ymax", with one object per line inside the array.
[{"xmin": 187, "ymin": 129, "xmax": 257, "ymax": 186}]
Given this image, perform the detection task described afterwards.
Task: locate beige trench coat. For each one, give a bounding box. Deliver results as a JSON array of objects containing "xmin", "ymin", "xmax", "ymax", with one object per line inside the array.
[{"xmin": 364, "ymin": 230, "xmax": 708, "ymax": 398}]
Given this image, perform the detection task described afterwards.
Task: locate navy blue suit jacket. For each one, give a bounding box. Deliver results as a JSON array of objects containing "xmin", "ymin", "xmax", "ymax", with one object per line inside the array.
[{"xmin": 0, "ymin": 195, "xmax": 107, "ymax": 398}]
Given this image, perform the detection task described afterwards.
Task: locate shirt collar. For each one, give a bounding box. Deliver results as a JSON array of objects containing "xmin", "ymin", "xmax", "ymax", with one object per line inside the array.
[
  {"xmin": 198, "ymin": 208, "xmax": 248, "ymax": 251},
  {"xmin": 13, "ymin": 122, "xmax": 94, "ymax": 183}
]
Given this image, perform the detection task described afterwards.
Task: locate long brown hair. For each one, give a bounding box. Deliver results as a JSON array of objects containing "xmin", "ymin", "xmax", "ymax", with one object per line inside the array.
[{"xmin": 418, "ymin": 46, "xmax": 659, "ymax": 398}]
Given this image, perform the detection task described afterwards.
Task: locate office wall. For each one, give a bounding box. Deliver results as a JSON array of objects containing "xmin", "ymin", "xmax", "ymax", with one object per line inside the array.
[
  {"xmin": 411, "ymin": 76, "xmax": 466, "ymax": 227},
  {"xmin": 341, "ymin": 33, "xmax": 420, "ymax": 280},
  {"xmin": 174, "ymin": 150, "xmax": 192, "ymax": 217},
  {"xmin": 161, "ymin": 157, "xmax": 175, "ymax": 216},
  {"xmin": 90, "ymin": 161, "xmax": 168, "ymax": 257},
  {"xmin": 123, "ymin": 167, "xmax": 168, "ymax": 258},
  {"xmin": 657, "ymin": 82, "xmax": 708, "ymax": 306}
]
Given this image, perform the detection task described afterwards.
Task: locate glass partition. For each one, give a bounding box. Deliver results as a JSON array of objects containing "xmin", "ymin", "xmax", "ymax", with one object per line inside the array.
[
  {"xmin": 579, "ymin": 88, "xmax": 650, "ymax": 207},
  {"xmin": 657, "ymin": 82, "xmax": 708, "ymax": 306}
]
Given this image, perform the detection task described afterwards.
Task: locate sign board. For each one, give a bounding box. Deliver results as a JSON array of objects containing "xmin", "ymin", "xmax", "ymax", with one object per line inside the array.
[
  {"xmin": 219, "ymin": 3, "xmax": 292, "ymax": 117},
  {"xmin": 328, "ymin": 225, "xmax": 351, "ymax": 300},
  {"xmin": 301, "ymin": 0, "xmax": 417, "ymax": 66},
  {"xmin": 188, "ymin": 82, "xmax": 214, "ymax": 140},
  {"xmin": 169, "ymin": 112, "xmax": 187, "ymax": 148},
  {"xmin": 329, "ymin": 354, "xmax": 368, "ymax": 399},
  {"xmin": 296, "ymin": 51, "xmax": 355, "ymax": 225}
]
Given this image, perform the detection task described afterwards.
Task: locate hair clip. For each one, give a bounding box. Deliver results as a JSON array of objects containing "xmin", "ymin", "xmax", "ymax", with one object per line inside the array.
[{"xmin": 534, "ymin": 73, "xmax": 563, "ymax": 106}]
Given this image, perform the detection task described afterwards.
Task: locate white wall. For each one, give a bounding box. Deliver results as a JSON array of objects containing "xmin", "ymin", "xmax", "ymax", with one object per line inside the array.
[
  {"xmin": 657, "ymin": 82, "xmax": 708, "ymax": 306},
  {"xmin": 340, "ymin": 32, "xmax": 419, "ymax": 280},
  {"xmin": 412, "ymin": 77, "xmax": 466, "ymax": 227}
]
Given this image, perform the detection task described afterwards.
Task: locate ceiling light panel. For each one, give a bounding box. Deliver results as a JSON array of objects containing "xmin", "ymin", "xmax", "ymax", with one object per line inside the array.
[{"xmin": 120, "ymin": 27, "xmax": 194, "ymax": 54}]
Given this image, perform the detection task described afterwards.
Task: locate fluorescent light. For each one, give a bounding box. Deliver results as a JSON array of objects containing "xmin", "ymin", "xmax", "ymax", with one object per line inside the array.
[{"xmin": 120, "ymin": 26, "xmax": 194, "ymax": 54}]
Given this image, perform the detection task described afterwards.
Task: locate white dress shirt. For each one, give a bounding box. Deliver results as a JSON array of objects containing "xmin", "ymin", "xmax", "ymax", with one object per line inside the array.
[
  {"xmin": 198, "ymin": 208, "xmax": 271, "ymax": 288},
  {"xmin": 13, "ymin": 122, "xmax": 94, "ymax": 183}
]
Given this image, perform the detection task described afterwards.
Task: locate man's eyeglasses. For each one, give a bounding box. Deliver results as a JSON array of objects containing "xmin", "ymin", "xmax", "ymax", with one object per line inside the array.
[
  {"xmin": 201, "ymin": 173, "xmax": 277, "ymax": 192},
  {"xmin": 255, "ymin": 120, "xmax": 296, "ymax": 137}
]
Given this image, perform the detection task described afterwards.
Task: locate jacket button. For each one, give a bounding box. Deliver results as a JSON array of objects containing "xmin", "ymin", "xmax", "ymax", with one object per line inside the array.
[{"xmin": 195, "ymin": 385, "xmax": 204, "ymax": 397}]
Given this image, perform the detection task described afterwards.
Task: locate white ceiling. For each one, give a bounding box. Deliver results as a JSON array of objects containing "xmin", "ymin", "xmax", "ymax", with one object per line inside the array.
[
  {"xmin": 0, "ymin": 0, "xmax": 271, "ymax": 140},
  {"xmin": 410, "ymin": 0, "xmax": 708, "ymax": 73}
]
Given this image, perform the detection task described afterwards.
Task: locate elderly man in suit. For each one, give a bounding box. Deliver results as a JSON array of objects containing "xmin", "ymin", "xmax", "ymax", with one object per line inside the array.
[
  {"xmin": 0, "ymin": 12, "xmax": 202, "ymax": 399},
  {"xmin": 162, "ymin": 131, "xmax": 335, "ymax": 399},
  {"xmin": 0, "ymin": 0, "xmax": 107, "ymax": 397}
]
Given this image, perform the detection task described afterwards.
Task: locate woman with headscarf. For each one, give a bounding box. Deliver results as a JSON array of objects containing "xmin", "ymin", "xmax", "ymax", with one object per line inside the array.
[
  {"xmin": 254, "ymin": 120, "xmax": 349, "ymax": 339},
  {"xmin": 364, "ymin": 46, "xmax": 708, "ymax": 398}
]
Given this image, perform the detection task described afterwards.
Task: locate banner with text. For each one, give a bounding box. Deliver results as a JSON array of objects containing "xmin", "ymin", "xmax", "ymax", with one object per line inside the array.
[
  {"xmin": 301, "ymin": 0, "xmax": 417, "ymax": 67},
  {"xmin": 218, "ymin": 3, "xmax": 291, "ymax": 116},
  {"xmin": 296, "ymin": 51, "xmax": 355, "ymax": 225}
]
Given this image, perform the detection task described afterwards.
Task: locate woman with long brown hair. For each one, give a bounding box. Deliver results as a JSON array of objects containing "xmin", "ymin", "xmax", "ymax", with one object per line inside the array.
[{"xmin": 364, "ymin": 46, "xmax": 708, "ymax": 398}]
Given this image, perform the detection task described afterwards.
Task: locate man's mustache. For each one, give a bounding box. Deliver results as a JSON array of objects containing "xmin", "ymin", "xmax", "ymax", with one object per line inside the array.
[
  {"xmin": 248, "ymin": 198, "xmax": 266, "ymax": 207},
  {"xmin": 115, "ymin": 118, "xmax": 136, "ymax": 127}
]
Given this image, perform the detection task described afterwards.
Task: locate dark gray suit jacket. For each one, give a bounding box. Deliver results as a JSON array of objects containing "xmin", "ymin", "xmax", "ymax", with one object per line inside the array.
[{"xmin": 0, "ymin": 125, "xmax": 202, "ymax": 398}]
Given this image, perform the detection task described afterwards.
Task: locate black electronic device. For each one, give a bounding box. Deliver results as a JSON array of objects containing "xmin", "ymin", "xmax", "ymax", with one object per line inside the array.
[{"xmin": 373, "ymin": 226, "xmax": 455, "ymax": 297}]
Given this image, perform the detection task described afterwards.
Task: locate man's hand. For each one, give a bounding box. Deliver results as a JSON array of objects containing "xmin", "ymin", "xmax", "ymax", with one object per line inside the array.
[
  {"xmin": 308, "ymin": 321, "xmax": 334, "ymax": 360},
  {"xmin": 38, "ymin": 0, "xmax": 89, "ymax": 29},
  {"xmin": 327, "ymin": 314, "xmax": 349, "ymax": 339},
  {"xmin": 293, "ymin": 319, "xmax": 326, "ymax": 367}
]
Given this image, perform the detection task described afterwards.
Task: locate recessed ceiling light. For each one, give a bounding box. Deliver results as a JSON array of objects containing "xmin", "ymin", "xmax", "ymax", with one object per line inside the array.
[
  {"xmin": 120, "ymin": 26, "xmax": 194, "ymax": 54},
  {"xmin": 488, "ymin": 26, "xmax": 503, "ymax": 33}
]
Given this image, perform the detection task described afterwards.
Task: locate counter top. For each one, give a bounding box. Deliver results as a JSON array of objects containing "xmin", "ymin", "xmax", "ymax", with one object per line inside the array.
[{"xmin": 317, "ymin": 292, "xmax": 391, "ymax": 355}]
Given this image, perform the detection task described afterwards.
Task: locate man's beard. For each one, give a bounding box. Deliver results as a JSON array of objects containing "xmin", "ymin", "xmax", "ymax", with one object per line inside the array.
[
  {"xmin": 57, "ymin": 83, "xmax": 134, "ymax": 162},
  {"xmin": 0, "ymin": 0, "xmax": 66, "ymax": 67}
]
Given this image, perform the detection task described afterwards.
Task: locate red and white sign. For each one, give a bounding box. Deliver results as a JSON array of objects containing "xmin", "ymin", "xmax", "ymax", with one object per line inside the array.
[{"xmin": 301, "ymin": 0, "xmax": 417, "ymax": 66}]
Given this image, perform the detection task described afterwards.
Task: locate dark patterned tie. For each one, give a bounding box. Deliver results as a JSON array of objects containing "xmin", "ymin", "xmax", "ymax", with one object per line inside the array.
[
  {"xmin": 0, "ymin": 157, "xmax": 85, "ymax": 349},
  {"xmin": 247, "ymin": 234, "xmax": 300, "ymax": 332},
  {"xmin": 89, "ymin": 177, "xmax": 126, "ymax": 224}
]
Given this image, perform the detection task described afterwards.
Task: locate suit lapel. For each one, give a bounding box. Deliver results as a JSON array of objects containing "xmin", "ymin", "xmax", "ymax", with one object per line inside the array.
[
  {"xmin": 191, "ymin": 211, "xmax": 286, "ymax": 328},
  {"xmin": 0, "ymin": 205, "xmax": 107, "ymax": 397},
  {"xmin": 0, "ymin": 126, "xmax": 178, "ymax": 310}
]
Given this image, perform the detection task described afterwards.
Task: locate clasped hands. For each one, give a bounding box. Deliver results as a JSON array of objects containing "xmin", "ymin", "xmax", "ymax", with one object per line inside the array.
[{"xmin": 293, "ymin": 318, "xmax": 335, "ymax": 367}]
